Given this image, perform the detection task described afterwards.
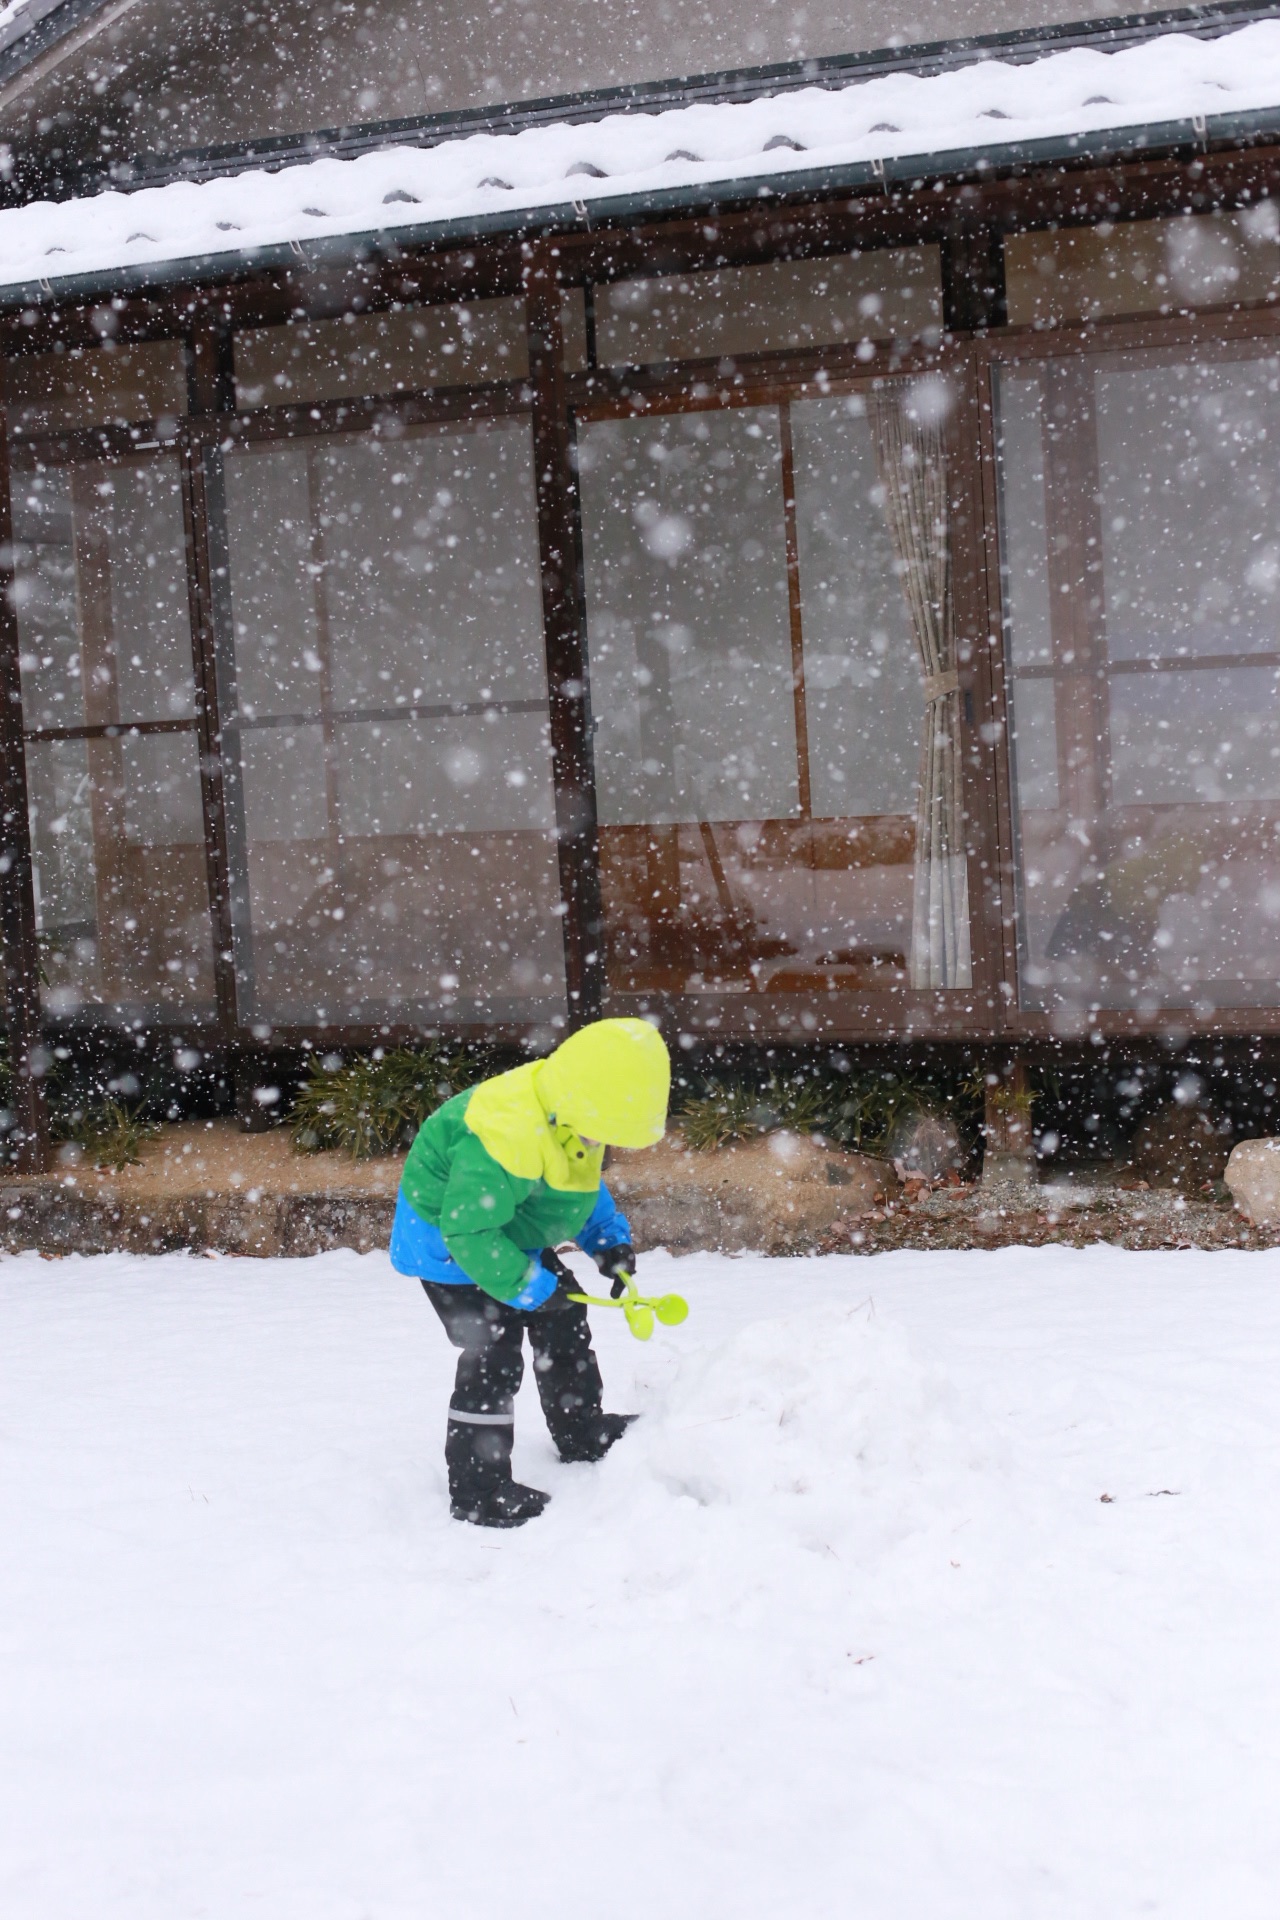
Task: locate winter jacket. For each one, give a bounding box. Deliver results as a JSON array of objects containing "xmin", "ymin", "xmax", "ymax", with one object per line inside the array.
[{"xmin": 392, "ymin": 1018, "xmax": 669, "ymax": 1303}]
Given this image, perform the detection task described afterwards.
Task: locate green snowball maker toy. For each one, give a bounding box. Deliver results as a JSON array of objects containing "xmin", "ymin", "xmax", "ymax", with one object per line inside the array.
[{"xmin": 567, "ymin": 1269, "xmax": 689, "ymax": 1342}]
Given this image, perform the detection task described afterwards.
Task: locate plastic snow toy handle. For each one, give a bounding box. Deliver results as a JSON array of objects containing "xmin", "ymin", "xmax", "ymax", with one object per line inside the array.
[
  {"xmin": 567, "ymin": 1270, "xmax": 689, "ymax": 1342},
  {"xmin": 625, "ymin": 1297, "xmax": 655, "ymax": 1342}
]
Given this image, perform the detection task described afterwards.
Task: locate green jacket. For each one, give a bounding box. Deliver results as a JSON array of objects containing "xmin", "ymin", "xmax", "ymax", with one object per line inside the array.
[
  {"xmin": 399, "ymin": 1021, "xmax": 670, "ymax": 1303},
  {"xmin": 400, "ymin": 1080, "xmax": 602, "ymax": 1301}
]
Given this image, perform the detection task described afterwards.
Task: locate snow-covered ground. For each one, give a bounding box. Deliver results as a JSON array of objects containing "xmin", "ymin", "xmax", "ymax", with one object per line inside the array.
[{"xmin": 3, "ymin": 1243, "xmax": 1279, "ymax": 1918}]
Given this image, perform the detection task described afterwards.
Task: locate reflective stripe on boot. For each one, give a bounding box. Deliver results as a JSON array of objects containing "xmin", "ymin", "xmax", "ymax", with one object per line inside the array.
[
  {"xmin": 445, "ymin": 1405, "xmax": 513, "ymax": 1498},
  {"xmin": 444, "ymin": 1412, "xmax": 549, "ymax": 1528}
]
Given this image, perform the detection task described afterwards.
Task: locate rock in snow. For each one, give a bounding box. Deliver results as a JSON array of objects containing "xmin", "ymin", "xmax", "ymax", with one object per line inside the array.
[{"xmin": 1225, "ymin": 1136, "xmax": 1280, "ymax": 1223}]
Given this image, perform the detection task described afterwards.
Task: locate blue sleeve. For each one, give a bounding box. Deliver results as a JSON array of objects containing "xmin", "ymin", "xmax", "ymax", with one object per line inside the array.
[{"xmin": 575, "ymin": 1184, "xmax": 633, "ymax": 1259}]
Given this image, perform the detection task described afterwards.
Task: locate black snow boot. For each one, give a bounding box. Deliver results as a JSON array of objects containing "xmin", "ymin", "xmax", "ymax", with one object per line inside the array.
[
  {"xmin": 445, "ymin": 1414, "xmax": 550, "ymax": 1529},
  {"xmin": 554, "ymin": 1411, "xmax": 639, "ymax": 1465},
  {"xmin": 526, "ymin": 1276, "xmax": 637, "ymax": 1463},
  {"xmin": 454, "ymin": 1479, "xmax": 551, "ymax": 1529}
]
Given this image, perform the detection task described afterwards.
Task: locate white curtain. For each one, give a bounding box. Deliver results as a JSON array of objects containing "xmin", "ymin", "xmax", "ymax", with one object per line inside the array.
[{"xmin": 869, "ymin": 386, "xmax": 972, "ymax": 990}]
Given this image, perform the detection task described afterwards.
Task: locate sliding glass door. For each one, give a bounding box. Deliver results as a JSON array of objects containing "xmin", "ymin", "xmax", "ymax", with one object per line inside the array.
[
  {"xmin": 211, "ymin": 413, "xmax": 567, "ymax": 1029},
  {"xmin": 577, "ymin": 382, "xmax": 973, "ymax": 1003},
  {"xmin": 11, "ymin": 442, "xmax": 217, "ymax": 1024},
  {"xmin": 998, "ymin": 342, "xmax": 1280, "ymax": 1018}
]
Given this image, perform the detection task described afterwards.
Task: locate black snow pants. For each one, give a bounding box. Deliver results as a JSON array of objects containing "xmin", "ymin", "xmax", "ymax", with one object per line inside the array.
[{"xmin": 422, "ymin": 1276, "xmax": 606, "ymax": 1500}]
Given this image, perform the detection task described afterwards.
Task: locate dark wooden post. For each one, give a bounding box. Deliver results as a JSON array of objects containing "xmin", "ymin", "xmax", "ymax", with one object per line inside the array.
[
  {"xmin": 0, "ymin": 397, "xmax": 48, "ymax": 1169},
  {"xmin": 183, "ymin": 308, "xmax": 268, "ymax": 1122},
  {"xmin": 941, "ymin": 217, "xmax": 1010, "ymax": 1030},
  {"xmin": 940, "ymin": 216, "xmax": 1007, "ymax": 335},
  {"xmin": 183, "ymin": 309, "xmax": 240, "ymax": 1043},
  {"xmin": 187, "ymin": 307, "xmax": 237, "ymax": 418},
  {"xmin": 524, "ymin": 241, "xmax": 604, "ymax": 1027}
]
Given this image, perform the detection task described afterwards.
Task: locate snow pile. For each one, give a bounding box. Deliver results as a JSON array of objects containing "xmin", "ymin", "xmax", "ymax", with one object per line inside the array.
[
  {"xmin": 4, "ymin": 23, "xmax": 1280, "ymax": 295},
  {"xmin": 626, "ymin": 1301, "xmax": 969, "ymax": 1539},
  {"xmin": 5, "ymin": 1244, "xmax": 1280, "ymax": 1917},
  {"xmin": 533, "ymin": 1292, "xmax": 985, "ymax": 1637}
]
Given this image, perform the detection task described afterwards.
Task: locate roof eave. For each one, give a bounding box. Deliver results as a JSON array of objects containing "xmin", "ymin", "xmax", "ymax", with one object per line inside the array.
[{"xmin": 2, "ymin": 105, "xmax": 1276, "ymax": 317}]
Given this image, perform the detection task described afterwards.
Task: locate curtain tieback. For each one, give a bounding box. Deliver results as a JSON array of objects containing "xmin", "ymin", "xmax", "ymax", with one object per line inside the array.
[{"xmin": 922, "ymin": 669, "xmax": 959, "ymax": 704}]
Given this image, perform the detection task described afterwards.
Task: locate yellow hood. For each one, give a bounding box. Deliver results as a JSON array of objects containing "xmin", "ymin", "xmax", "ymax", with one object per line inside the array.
[
  {"xmin": 536, "ymin": 1018, "xmax": 670, "ymax": 1149},
  {"xmin": 464, "ymin": 1060, "xmax": 602, "ymax": 1191}
]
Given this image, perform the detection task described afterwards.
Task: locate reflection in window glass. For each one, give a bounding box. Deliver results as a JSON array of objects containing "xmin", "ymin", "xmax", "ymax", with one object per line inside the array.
[
  {"xmin": 595, "ymin": 247, "xmax": 942, "ymax": 366},
  {"xmin": 215, "ymin": 417, "xmax": 565, "ymax": 1028},
  {"xmin": 25, "ymin": 732, "xmax": 214, "ymax": 1018},
  {"xmin": 791, "ymin": 395, "xmax": 921, "ymax": 819},
  {"xmin": 559, "ymin": 287, "xmax": 589, "ymax": 371},
  {"xmin": 580, "ymin": 409, "xmax": 798, "ymax": 829},
  {"xmin": 999, "ymin": 352, "xmax": 1280, "ymax": 1017},
  {"xmin": 14, "ymin": 457, "xmax": 196, "ymax": 731},
  {"xmin": 1005, "ymin": 209, "xmax": 1280, "ymax": 329},
  {"xmin": 2, "ymin": 340, "xmax": 187, "ymax": 434},
  {"xmin": 578, "ymin": 387, "xmax": 969, "ymax": 999},
  {"xmin": 234, "ymin": 299, "xmax": 529, "ymax": 407},
  {"xmin": 10, "ymin": 447, "xmax": 215, "ymax": 1021}
]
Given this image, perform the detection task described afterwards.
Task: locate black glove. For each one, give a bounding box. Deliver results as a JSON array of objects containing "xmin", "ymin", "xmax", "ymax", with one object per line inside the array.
[
  {"xmin": 596, "ymin": 1243, "xmax": 637, "ymax": 1300},
  {"xmin": 539, "ymin": 1246, "xmax": 576, "ymax": 1295}
]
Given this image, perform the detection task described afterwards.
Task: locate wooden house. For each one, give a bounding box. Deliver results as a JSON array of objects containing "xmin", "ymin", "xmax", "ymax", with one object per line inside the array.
[{"xmin": 0, "ymin": 0, "xmax": 1279, "ymax": 1161}]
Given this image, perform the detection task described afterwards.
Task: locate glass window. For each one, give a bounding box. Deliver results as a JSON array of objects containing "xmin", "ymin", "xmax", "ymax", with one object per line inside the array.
[
  {"xmin": 214, "ymin": 415, "xmax": 566, "ymax": 1028},
  {"xmin": 560, "ymin": 287, "xmax": 589, "ymax": 371},
  {"xmin": 25, "ymin": 734, "xmax": 213, "ymax": 1019},
  {"xmin": 594, "ymin": 247, "xmax": 942, "ymax": 366},
  {"xmin": 14, "ymin": 459, "xmax": 196, "ymax": 732},
  {"xmin": 791, "ymin": 396, "xmax": 925, "ymax": 821},
  {"xmin": 234, "ymin": 298, "xmax": 529, "ymax": 407},
  {"xmin": 1005, "ymin": 208, "xmax": 1280, "ymax": 329},
  {"xmin": 580, "ymin": 408, "xmax": 798, "ymax": 830},
  {"xmin": 577, "ymin": 382, "xmax": 971, "ymax": 1000},
  {"xmin": 9, "ymin": 445, "xmax": 215, "ymax": 1020},
  {"xmin": 998, "ymin": 347, "xmax": 1280, "ymax": 1018},
  {"xmin": 3, "ymin": 341, "xmax": 187, "ymax": 434}
]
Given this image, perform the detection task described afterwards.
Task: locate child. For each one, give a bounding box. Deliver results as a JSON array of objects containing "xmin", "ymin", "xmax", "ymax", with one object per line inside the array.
[{"xmin": 389, "ymin": 1017, "xmax": 670, "ymax": 1528}]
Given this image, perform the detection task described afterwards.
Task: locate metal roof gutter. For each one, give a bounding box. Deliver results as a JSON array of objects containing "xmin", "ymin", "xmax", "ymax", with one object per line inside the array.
[{"xmin": 3, "ymin": 103, "xmax": 1278, "ymax": 317}]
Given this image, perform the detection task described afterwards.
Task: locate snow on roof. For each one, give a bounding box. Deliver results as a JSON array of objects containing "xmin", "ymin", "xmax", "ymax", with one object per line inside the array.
[
  {"xmin": 0, "ymin": 0, "xmax": 43, "ymax": 38},
  {"xmin": 5, "ymin": 21, "xmax": 1280, "ymax": 301},
  {"xmin": 0, "ymin": 0, "xmax": 72, "ymax": 59}
]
